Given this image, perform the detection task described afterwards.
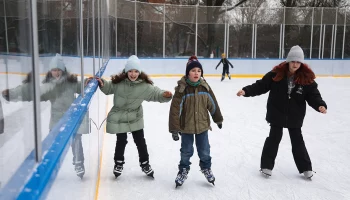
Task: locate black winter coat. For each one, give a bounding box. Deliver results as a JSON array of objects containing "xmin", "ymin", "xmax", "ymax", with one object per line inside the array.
[
  {"xmin": 242, "ymin": 71, "xmax": 327, "ymax": 128},
  {"xmin": 0, "ymin": 100, "xmax": 4, "ymax": 134}
]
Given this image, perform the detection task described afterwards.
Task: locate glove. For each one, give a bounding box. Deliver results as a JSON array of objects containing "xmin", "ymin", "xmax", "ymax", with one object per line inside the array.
[
  {"xmin": 171, "ymin": 131, "xmax": 180, "ymax": 141},
  {"xmin": 217, "ymin": 123, "xmax": 222, "ymax": 129},
  {"xmin": 2, "ymin": 89, "xmax": 10, "ymax": 101}
]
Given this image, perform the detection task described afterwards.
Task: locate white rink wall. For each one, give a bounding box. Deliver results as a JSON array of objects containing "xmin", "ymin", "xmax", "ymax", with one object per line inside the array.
[{"xmin": 1, "ymin": 55, "xmax": 350, "ymax": 76}]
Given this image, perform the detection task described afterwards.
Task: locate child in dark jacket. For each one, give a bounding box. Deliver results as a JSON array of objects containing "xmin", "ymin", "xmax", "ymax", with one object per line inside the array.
[
  {"xmin": 169, "ymin": 56, "xmax": 223, "ymax": 187},
  {"xmin": 215, "ymin": 53, "xmax": 234, "ymax": 81},
  {"xmin": 237, "ymin": 45, "xmax": 327, "ymax": 179}
]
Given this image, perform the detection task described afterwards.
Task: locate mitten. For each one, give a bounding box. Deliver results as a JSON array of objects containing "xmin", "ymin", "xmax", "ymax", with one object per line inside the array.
[
  {"xmin": 217, "ymin": 123, "xmax": 222, "ymax": 129},
  {"xmin": 2, "ymin": 89, "xmax": 9, "ymax": 101},
  {"xmin": 171, "ymin": 131, "xmax": 180, "ymax": 141}
]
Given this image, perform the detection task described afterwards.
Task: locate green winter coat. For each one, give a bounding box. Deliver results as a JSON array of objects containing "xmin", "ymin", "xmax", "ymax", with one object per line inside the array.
[
  {"xmin": 8, "ymin": 75, "xmax": 89, "ymax": 134},
  {"xmin": 100, "ymin": 78, "xmax": 172, "ymax": 134}
]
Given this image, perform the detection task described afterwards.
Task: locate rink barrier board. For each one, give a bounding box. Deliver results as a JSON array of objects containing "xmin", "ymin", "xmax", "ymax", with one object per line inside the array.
[{"xmin": 0, "ymin": 61, "xmax": 108, "ymax": 200}]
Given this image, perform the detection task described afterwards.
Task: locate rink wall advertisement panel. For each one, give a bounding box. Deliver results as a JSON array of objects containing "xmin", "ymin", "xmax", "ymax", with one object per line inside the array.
[{"xmin": 1, "ymin": 55, "xmax": 350, "ymax": 77}]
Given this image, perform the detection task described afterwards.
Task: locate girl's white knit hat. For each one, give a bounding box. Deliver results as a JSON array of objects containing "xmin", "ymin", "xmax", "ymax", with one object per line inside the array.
[
  {"xmin": 124, "ymin": 55, "xmax": 141, "ymax": 74},
  {"xmin": 286, "ymin": 45, "xmax": 304, "ymax": 63}
]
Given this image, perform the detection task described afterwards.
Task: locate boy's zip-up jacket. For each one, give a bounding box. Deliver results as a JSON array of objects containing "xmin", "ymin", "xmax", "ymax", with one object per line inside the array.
[{"xmin": 169, "ymin": 76, "xmax": 223, "ymax": 134}]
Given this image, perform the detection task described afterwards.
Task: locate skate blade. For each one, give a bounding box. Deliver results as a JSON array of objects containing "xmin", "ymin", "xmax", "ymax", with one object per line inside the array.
[
  {"xmin": 147, "ymin": 171, "xmax": 154, "ymax": 178},
  {"xmin": 260, "ymin": 171, "xmax": 271, "ymax": 178}
]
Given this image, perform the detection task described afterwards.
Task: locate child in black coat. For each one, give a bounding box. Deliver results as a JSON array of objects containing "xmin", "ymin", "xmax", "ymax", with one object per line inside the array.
[
  {"xmin": 237, "ymin": 45, "xmax": 327, "ymax": 179},
  {"xmin": 215, "ymin": 53, "xmax": 234, "ymax": 81}
]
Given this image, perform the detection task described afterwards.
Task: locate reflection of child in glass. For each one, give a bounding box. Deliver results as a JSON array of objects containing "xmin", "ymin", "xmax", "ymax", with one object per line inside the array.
[
  {"xmin": 215, "ymin": 53, "xmax": 234, "ymax": 81},
  {"xmin": 1, "ymin": 54, "xmax": 89, "ymax": 179}
]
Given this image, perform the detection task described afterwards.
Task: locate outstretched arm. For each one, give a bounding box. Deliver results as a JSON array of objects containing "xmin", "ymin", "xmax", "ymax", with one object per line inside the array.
[
  {"xmin": 305, "ymin": 81, "xmax": 327, "ymax": 113},
  {"xmin": 238, "ymin": 72, "xmax": 273, "ymax": 97},
  {"xmin": 143, "ymin": 84, "xmax": 172, "ymax": 103},
  {"xmin": 215, "ymin": 59, "xmax": 223, "ymax": 69},
  {"xmin": 99, "ymin": 78, "xmax": 115, "ymax": 95},
  {"xmin": 227, "ymin": 59, "xmax": 234, "ymax": 68}
]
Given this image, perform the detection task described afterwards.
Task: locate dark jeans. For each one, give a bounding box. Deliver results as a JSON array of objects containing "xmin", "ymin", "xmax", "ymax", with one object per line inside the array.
[
  {"xmin": 71, "ymin": 134, "xmax": 84, "ymax": 165},
  {"xmin": 114, "ymin": 129, "xmax": 149, "ymax": 165},
  {"xmin": 179, "ymin": 130, "xmax": 211, "ymax": 170},
  {"xmin": 260, "ymin": 125, "xmax": 312, "ymax": 173}
]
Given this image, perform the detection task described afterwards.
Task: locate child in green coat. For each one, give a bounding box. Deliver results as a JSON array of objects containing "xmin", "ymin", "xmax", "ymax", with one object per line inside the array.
[{"xmin": 95, "ymin": 55, "xmax": 172, "ymax": 178}]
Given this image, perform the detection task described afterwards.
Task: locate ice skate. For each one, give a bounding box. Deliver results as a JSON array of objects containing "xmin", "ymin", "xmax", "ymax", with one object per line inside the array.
[
  {"xmin": 140, "ymin": 161, "xmax": 154, "ymax": 178},
  {"xmin": 303, "ymin": 171, "xmax": 314, "ymax": 179},
  {"xmin": 201, "ymin": 168, "xmax": 215, "ymax": 185},
  {"xmin": 175, "ymin": 168, "xmax": 189, "ymax": 188},
  {"xmin": 221, "ymin": 75, "xmax": 225, "ymax": 81},
  {"xmin": 113, "ymin": 160, "xmax": 124, "ymax": 178},
  {"xmin": 75, "ymin": 163, "xmax": 85, "ymax": 179}
]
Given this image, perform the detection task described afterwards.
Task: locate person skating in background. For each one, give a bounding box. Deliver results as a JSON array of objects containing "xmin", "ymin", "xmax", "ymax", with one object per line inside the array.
[
  {"xmin": 169, "ymin": 55, "xmax": 223, "ymax": 187},
  {"xmin": 92, "ymin": 55, "xmax": 172, "ymax": 178},
  {"xmin": 215, "ymin": 53, "xmax": 234, "ymax": 81},
  {"xmin": 2, "ymin": 53, "xmax": 89, "ymax": 179},
  {"xmin": 236, "ymin": 45, "xmax": 327, "ymax": 179}
]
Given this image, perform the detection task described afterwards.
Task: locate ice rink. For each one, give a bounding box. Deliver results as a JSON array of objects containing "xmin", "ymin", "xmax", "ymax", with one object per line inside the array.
[{"xmin": 29, "ymin": 76, "xmax": 350, "ymax": 200}]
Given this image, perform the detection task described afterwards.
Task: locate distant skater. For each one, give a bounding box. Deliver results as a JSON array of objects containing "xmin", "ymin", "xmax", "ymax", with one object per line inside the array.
[{"xmin": 215, "ymin": 53, "xmax": 234, "ymax": 81}]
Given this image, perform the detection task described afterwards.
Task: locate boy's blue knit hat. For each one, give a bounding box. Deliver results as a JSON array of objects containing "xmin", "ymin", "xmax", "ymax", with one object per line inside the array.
[
  {"xmin": 186, "ymin": 55, "xmax": 203, "ymax": 77},
  {"xmin": 124, "ymin": 55, "xmax": 142, "ymax": 74}
]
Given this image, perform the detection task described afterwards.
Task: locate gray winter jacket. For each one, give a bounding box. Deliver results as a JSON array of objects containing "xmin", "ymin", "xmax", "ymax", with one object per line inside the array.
[{"xmin": 8, "ymin": 75, "xmax": 89, "ymax": 134}]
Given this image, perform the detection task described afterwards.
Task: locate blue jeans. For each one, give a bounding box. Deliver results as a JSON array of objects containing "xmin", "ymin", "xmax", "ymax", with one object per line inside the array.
[{"xmin": 179, "ymin": 130, "xmax": 211, "ymax": 170}]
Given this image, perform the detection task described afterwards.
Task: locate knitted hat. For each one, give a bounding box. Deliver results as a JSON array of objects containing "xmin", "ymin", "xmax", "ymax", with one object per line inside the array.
[
  {"xmin": 124, "ymin": 55, "xmax": 141, "ymax": 74},
  {"xmin": 186, "ymin": 55, "xmax": 203, "ymax": 77},
  {"xmin": 286, "ymin": 45, "xmax": 304, "ymax": 63},
  {"xmin": 49, "ymin": 53, "xmax": 66, "ymax": 71}
]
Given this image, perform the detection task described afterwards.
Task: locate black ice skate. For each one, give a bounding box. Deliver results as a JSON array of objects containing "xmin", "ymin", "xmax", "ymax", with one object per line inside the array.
[
  {"xmin": 201, "ymin": 168, "xmax": 215, "ymax": 185},
  {"xmin": 140, "ymin": 161, "xmax": 154, "ymax": 178},
  {"xmin": 75, "ymin": 163, "xmax": 85, "ymax": 179},
  {"xmin": 175, "ymin": 168, "xmax": 189, "ymax": 188},
  {"xmin": 228, "ymin": 74, "xmax": 231, "ymax": 80},
  {"xmin": 113, "ymin": 160, "xmax": 124, "ymax": 178},
  {"xmin": 221, "ymin": 75, "xmax": 225, "ymax": 81}
]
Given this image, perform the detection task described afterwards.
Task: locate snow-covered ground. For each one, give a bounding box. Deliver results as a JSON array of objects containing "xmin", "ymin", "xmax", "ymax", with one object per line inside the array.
[{"xmin": 1, "ymin": 75, "xmax": 350, "ymax": 200}]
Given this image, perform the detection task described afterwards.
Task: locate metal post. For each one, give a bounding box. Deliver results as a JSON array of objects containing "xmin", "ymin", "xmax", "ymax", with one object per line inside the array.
[
  {"xmin": 330, "ymin": 24, "xmax": 334, "ymax": 58},
  {"xmin": 282, "ymin": 7, "xmax": 286, "ymax": 58},
  {"xmin": 115, "ymin": 0, "xmax": 118, "ymax": 57},
  {"xmin": 80, "ymin": 0, "xmax": 84, "ymax": 96},
  {"xmin": 251, "ymin": 24, "xmax": 254, "ymax": 58},
  {"xmin": 101, "ymin": 1, "xmax": 104, "ymax": 62},
  {"xmin": 319, "ymin": 8, "xmax": 323, "ymax": 59},
  {"xmin": 163, "ymin": 4, "xmax": 165, "ymax": 58},
  {"xmin": 195, "ymin": 4, "xmax": 198, "ymax": 56},
  {"xmin": 322, "ymin": 25, "xmax": 326, "ymax": 59},
  {"xmin": 3, "ymin": 0, "xmax": 9, "ymax": 90},
  {"xmin": 254, "ymin": 24, "xmax": 257, "ymax": 58},
  {"xmin": 310, "ymin": 8, "xmax": 314, "ymax": 59},
  {"xmin": 30, "ymin": 0, "xmax": 42, "ymax": 162},
  {"xmin": 92, "ymin": 0, "xmax": 95, "ymax": 76},
  {"xmin": 224, "ymin": 23, "xmax": 227, "ymax": 56},
  {"xmin": 135, "ymin": 0, "xmax": 137, "ymax": 56},
  {"xmin": 60, "ymin": 0, "xmax": 63, "ymax": 55},
  {"xmin": 227, "ymin": 23, "xmax": 230, "ymax": 57},
  {"xmin": 279, "ymin": 24, "xmax": 283, "ymax": 59},
  {"xmin": 98, "ymin": 0, "xmax": 101, "ymax": 69},
  {"xmin": 342, "ymin": 10, "xmax": 346, "ymax": 59},
  {"xmin": 86, "ymin": 0, "xmax": 90, "ymax": 56},
  {"xmin": 223, "ymin": 6, "xmax": 227, "ymax": 57},
  {"xmin": 332, "ymin": 8, "xmax": 338, "ymax": 59}
]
